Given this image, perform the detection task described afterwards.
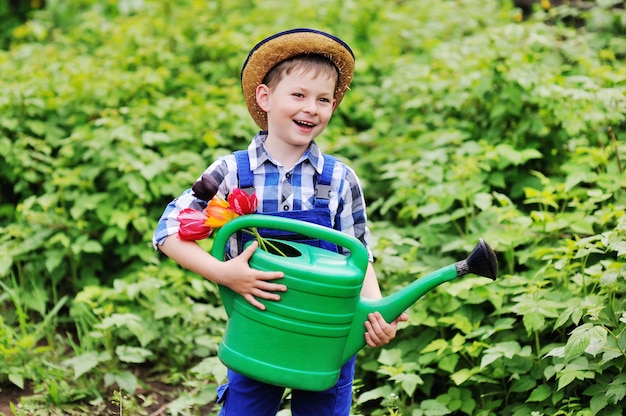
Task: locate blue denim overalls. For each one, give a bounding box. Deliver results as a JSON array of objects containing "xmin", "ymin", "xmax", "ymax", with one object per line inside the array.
[{"xmin": 216, "ymin": 150, "xmax": 356, "ymax": 416}]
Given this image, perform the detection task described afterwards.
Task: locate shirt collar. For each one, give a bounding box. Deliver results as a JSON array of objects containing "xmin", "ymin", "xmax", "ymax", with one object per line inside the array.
[{"xmin": 248, "ymin": 131, "xmax": 324, "ymax": 174}]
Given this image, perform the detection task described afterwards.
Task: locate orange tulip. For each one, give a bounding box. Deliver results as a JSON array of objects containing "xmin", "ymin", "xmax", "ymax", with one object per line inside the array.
[{"xmin": 204, "ymin": 197, "xmax": 239, "ymax": 228}]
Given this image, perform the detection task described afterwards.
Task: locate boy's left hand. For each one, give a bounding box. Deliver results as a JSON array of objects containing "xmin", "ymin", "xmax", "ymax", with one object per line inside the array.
[{"xmin": 364, "ymin": 312, "xmax": 409, "ymax": 348}]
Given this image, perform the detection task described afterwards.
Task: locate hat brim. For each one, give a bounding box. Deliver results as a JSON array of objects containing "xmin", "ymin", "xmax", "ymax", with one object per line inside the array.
[{"xmin": 241, "ymin": 28, "xmax": 355, "ymax": 130}]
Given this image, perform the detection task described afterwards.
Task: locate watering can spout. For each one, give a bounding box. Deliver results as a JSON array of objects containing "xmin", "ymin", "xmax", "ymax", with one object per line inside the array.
[
  {"xmin": 456, "ymin": 239, "xmax": 498, "ymax": 281},
  {"xmin": 341, "ymin": 239, "xmax": 498, "ymax": 362}
]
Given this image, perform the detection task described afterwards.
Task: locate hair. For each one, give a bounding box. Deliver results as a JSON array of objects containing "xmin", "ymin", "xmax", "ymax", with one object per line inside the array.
[{"xmin": 262, "ymin": 53, "xmax": 339, "ymax": 90}]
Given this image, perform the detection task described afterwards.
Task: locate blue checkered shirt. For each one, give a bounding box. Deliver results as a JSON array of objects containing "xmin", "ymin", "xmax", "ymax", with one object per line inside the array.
[{"xmin": 153, "ymin": 132, "xmax": 373, "ymax": 260}]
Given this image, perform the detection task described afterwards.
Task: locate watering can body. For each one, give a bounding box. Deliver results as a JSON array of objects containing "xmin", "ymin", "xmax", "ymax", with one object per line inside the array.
[{"xmin": 211, "ymin": 215, "xmax": 497, "ymax": 391}]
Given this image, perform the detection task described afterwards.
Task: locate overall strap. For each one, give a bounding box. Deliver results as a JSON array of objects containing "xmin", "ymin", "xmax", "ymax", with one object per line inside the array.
[
  {"xmin": 234, "ymin": 149, "xmax": 337, "ymax": 206},
  {"xmin": 234, "ymin": 150, "xmax": 255, "ymax": 196},
  {"xmin": 314, "ymin": 154, "xmax": 336, "ymax": 209},
  {"xmin": 232, "ymin": 150, "xmax": 339, "ymax": 253}
]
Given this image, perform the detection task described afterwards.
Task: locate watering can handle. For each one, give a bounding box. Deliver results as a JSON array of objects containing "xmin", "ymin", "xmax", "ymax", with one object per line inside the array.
[{"xmin": 210, "ymin": 214, "xmax": 370, "ymax": 267}]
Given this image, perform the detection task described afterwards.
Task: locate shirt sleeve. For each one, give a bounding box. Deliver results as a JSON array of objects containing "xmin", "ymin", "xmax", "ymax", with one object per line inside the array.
[{"xmin": 334, "ymin": 163, "xmax": 374, "ymax": 262}]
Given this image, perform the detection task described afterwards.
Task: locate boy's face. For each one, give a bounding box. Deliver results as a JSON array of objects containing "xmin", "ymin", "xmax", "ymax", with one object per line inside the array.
[{"xmin": 256, "ymin": 68, "xmax": 337, "ymax": 152}]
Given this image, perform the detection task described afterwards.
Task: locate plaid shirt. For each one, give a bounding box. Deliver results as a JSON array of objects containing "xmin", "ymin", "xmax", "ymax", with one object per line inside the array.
[{"xmin": 153, "ymin": 132, "xmax": 373, "ymax": 260}]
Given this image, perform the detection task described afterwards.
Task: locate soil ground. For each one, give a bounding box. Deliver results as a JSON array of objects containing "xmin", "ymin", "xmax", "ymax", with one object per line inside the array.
[
  {"xmin": 0, "ymin": 374, "xmax": 215, "ymax": 415},
  {"xmin": 0, "ymin": 384, "xmax": 27, "ymax": 415}
]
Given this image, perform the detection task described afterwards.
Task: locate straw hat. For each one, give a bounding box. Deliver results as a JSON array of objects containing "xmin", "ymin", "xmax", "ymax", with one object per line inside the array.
[{"xmin": 241, "ymin": 28, "xmax": 355, "ymax": 130}]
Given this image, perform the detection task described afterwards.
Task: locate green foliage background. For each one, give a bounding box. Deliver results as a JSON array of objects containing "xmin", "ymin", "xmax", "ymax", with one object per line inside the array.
[{"xmin": 1, "ymin": 0, "xmax": 625, "ymax": 415}]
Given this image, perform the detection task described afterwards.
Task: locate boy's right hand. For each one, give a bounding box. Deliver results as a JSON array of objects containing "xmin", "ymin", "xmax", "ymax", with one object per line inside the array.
[{"xmin": 221, "ymin": 241, "xmax": 286, "ymax": 310}]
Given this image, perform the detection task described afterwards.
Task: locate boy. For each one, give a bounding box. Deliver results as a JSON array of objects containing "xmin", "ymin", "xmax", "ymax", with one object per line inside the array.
[{"xmin": 153, "ymin": 28, "xmax": 408, "ymax": 415}]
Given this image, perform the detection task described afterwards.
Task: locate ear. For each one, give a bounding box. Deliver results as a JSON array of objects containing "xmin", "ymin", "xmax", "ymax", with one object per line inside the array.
[{"xmin": 256, "ymin": 84, "xmax": 271, "ymax": 112}]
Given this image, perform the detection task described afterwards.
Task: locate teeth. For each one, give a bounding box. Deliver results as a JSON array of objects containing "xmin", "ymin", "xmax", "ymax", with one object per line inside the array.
[{"xmin": 296, "ymin": 120, "xmax": 314, "ymax": 127}]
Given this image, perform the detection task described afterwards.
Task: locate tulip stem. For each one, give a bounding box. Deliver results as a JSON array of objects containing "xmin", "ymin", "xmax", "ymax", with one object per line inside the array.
[{"xmin": 241, "ymin": 228, "xmax": 287, "ymax": 256}]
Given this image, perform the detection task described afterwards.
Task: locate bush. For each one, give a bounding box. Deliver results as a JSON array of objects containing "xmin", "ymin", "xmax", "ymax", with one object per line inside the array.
[{"xmin": 1, "ymin": 0, "xmax": 625, "ymax": 414}]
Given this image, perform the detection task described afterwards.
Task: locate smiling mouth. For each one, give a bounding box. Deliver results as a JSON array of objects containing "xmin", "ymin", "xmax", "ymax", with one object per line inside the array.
[{"xmin": 294, "ymin": 120, "xmax": 316, "ymax": 128}]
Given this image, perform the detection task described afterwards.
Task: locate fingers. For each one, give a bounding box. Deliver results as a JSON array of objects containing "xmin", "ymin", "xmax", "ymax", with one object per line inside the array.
[
  {"xmin": 395, "ymin": 312, "xmax": 409, "ymax": 324},
  {"xmin": 239, "ymin": 240, "xmax": 259, "ymax": 260},
  {"xmin": 244, "ymin": 294, "xmax": 268, "ymax": 311},
  {"xmin": 251, "ymin": 281, "xmax": 286, "ymax": 300},
  {"xmin": 242, "ymin": 280, "xmax": 286, "ymax": 311},
  {"xmin": 238, "ymin": 242, "xmax": 285, "ymax": 282},
  {"xmin": 240, "ymin": 271, "xmax": 286, "ymax": 310},
  {"xmin": 364, "ymin": 312, "xmax": 402, "ymax": 348},
  {"xmin": 232, "ymin": 241, "xmax": 286, "ymax": 310}
]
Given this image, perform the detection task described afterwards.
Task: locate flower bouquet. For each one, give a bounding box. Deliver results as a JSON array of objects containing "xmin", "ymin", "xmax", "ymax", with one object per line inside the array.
[{"xmin": 177, "ymin": 173, "xmax": 285, "ymax": 255}]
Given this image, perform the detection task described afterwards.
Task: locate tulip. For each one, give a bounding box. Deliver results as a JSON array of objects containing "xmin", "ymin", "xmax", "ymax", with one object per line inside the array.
[
  {"xmin": 176, "ymin": 208, "xmax": 213, "ymax": 240},
  {"xmin": 205, "ymin": 197, "xmax": 239, "ymax": 228},
  {"xmin": 228, "ymin": 188, "xmax": 258, "ymax": 215},
  {"xmin": 192, "ymin": 173, "xmax": 220, "ymax": 202}
]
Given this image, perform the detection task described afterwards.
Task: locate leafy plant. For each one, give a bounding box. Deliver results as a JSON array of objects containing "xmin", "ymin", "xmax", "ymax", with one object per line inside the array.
[{"xmin": 1, "ymin": 0, "xmax": 625, "ymax": 414}]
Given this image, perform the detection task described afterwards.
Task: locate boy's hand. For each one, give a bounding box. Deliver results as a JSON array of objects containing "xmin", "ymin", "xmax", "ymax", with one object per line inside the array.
[
  {"xmin": 222, "ymin": 241, "xmax": 286, "ymax": 310},
  {"xmin": 364, "ymin": 312, "xmax": 409, "ymax": 348}
]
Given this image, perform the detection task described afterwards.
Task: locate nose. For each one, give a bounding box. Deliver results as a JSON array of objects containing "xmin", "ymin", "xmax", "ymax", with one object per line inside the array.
[{"xmin": 302, "ymin": 98, "xmax": 318, "ymax": 115}]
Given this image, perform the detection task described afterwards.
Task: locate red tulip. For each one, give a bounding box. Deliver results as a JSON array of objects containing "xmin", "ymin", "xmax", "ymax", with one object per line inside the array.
[
  {"xmin": 176, "ymin": 208, "xmax": 213, "ymax": 240},
  {"xmin": 228, "ymin": 188, "xmax": 258, "ymax": 215}
]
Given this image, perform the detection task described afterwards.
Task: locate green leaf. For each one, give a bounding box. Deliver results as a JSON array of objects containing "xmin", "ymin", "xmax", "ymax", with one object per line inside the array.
[
  {"xmin": 556, "ymin": 357, "xmax": 595, "ymax": 390},
  {"xmin": 473, "ymin": 192, "xmax": 493, "ymax": 210},
  {"xmin": 44, "ymin": 250, "xmax": 64, "ymax": 273},
  {"xmin": 141, "ymin": 131, "xmax": 171, "ymax": 146},
  {"xmin": 565, "ymin": 323, "xmax": 607, "ymax": 359},
  {"xmin": 113, "ymin": 371, "xmax": 138, "ymax": 394},
  {"xmin": 438, "ymin": 353, "xmax": 459, "ymax": 373},
  {"xmin": 438, "ymin": 315, "xmax": 473, "ymax": 335},
  {"xmin": 393, "ymin": 373, "xmax": 423, "ymax": 396},
  {"xmin": 8, "ymin": 373, "xmax": 24, "ymax": 389},
  {"xmin": 377, "ymin": 347, "xmax": 403, "ymax": 366},
  {"xmin": 607, "ymin": 377, "xmax": 626, "ymax": 404},
  {"xmin": 97, "ymin": 313, "xmax": 142, "ymax": 329},
  {"xmin": 527, "ymin": 384, "xmax": 552, "ymax": 403},
  {"xmin": 422, "ymin": 339, "xmax": 449, "ymax": 355},
  {"xmin": 584, "ymin": 326, "xmax": 608, "ymax": 357},
  {"xmin": 63, "ymin": 351, "xmax": 111, "ymax": 379},
  {"xmin": 356, "ymin": 385, "xmax": 393, "ymax": 404},
  {"xmin": 125, "ymin": 319, "xmax": 158, "ymax": 347},
  {"xmin": 0, "ymin": 252, "xmax": 12, "ymax": 276},
  {"xmin": 510, "ymin": 376, "xmax": 536, "ymax": 393},
  {"xmin": 608, "ymin": 239, "xmax": 626, "ymax": 257},
  {"xmin": 557, "ymin": 369, "xmax": 577, "ymax": 391},
  {"xmin": 480, "ymin": 352, "xmax": 500, "ymax": 368},
  {"xmin": 418, "ymin": 399, "xmax": 452, "ymax": 416},
  {"xmin": 190, "ymin": 356, "xmax": 228, "ymax": 384},
  {"xmin": 115, "ymin": 345, "xmax": 154, "ymax": 363},
  {"xmin": 480, "ymin": 341, "xmax": 522, "ymax": 368},
  {"xmin": 590, "ymin": 392, "xmax": 608, "ymax": 414},
  {"xmin": 81, "ymin": 240, "xmax": 103, "ymax": 254},
  {"xmin": 125, "ymin": 174, "xmax": 146, "ymax": 196},
  {"xmin": 451, "ymin": 367, "xmax": 481, "ymax": 386},
  {"xmin": 522, "ymin": 311, "xmax": 544, "ymax": 333}
]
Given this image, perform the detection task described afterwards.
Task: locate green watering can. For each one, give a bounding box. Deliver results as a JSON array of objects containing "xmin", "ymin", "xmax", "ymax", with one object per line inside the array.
[{"xmin": 211, "ymin": 215, "xmax": 497, "ymax": 391}]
